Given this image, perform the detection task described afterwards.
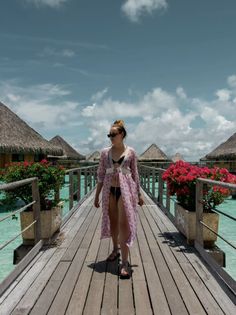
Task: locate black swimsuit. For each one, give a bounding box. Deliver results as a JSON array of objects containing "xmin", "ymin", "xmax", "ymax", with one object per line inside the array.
[{"xmin": 110, "ymin": 156, "xmax": 125, "ymax": 201}]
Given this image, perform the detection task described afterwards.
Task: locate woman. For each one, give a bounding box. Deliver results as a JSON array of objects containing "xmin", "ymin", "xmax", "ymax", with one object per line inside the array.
[{"xmin": 94, "ymin": 120, "xmax": 144, "ymax": 279}]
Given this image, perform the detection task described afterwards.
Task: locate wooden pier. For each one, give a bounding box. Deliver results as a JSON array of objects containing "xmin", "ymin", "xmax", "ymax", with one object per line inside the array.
[{"xmin": 0, "ymin": 189, "xmax": 235, "ymax": 315}]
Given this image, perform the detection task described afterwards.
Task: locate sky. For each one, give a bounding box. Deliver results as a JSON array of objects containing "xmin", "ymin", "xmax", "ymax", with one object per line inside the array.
[{"xmin": 0, "ymin": 0, "xmax": 236, "ymax": 161}]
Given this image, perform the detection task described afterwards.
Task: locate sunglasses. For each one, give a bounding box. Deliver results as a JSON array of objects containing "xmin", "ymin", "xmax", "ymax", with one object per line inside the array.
[{"xmin": 107, "ymin": 132, "xmax": 120, "ymax": 138}]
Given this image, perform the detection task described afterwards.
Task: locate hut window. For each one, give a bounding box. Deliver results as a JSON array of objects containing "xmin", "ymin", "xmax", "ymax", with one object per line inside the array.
[
  {"xmin": 34, "ymin": 154, "xmax": 45, "ymax": 162},
  {"xmin": 12, "ymin": 154, "xmax": 24, "ymax": 162}
]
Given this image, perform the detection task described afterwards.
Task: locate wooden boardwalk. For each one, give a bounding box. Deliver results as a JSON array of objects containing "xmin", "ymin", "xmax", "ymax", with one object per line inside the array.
[{"xmin": 0, "ymin": 190, "xmax": 235, "ymax": 315}]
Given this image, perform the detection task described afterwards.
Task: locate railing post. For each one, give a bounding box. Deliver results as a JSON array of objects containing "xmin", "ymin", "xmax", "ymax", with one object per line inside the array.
[
  {"xmin": 195, "ymin": 180, "xmax": 204, "ymax": 248},
  {"xmin": 148, "ymin": 169, "xmax": 150, "ymax": 193},
  {"xmin": 166, "ymin": 186, "xmax": 170, "ymax": 213},
  {"xmin": 77, "ymin": 169, "xmax": 81, "ymax": 202},
  {"xmin": 158, "ymin": 170, "xmax": 163, "ymax": 205},
  {"xmin": 84, "ymin": 169, "xmax": 88, "ymax": 195},
  {"xmin": 32, "ymin": 179, "xmax": 41, "ymax": 244},
  {"xmin": 89, "ymin": 168, "xmax": 92, "ymax": 191},
  {"xmin": 93, "ymin": 167, "xmax": 96, "ymax": 187},
  {"xmin": 152, "ymin": 169, "xmax": 155, "ymax": 198},
  {"xmin": 69, "ymin": 171, "xmax": 73, "ymax": 210}
]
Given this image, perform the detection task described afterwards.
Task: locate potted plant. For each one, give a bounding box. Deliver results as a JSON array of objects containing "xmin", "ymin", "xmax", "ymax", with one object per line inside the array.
[
  {"xmin": 162, "ymin": 161, "xmax": 236, "ymax": 246},
  {"xmin": 0, "ymin": 159, "xmax": 65, "ymax": 243}
]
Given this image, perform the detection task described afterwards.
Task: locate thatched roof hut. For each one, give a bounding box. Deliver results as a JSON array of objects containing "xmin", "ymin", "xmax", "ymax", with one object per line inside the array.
[
  {"xmin": 172, "ymin": 152, "xmax": 184, "ymax": 162},
  {"xmin": 86, "ymin": 151, "xmax": 100, "ymax": 162},
  {"xmin": 49, "ymin": 135, "xmax": 85, "ymax": 160},
  {"xmin": 204, "ymin": 132, "xmax": 236, "ymax": 160},
  {"xmin": 139, "ymin": 144, "xmax": 169, "ymax": 161},
  {"xmin": 0, "ymin": 102, "xmax": 62, "ymax": 155}
]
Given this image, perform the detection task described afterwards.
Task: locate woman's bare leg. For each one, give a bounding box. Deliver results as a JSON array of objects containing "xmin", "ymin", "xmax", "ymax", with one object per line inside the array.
[
  {"xmin": 108, "ymin": 193, "xmax": 119, "ymax": 253},
  {"xmin": 117, "ymin": 197, "xmax": 130, "ymax": 264}
]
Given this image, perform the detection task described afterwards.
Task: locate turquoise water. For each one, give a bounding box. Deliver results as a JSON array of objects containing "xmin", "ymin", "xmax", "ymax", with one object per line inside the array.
[{"xmin": 0, "ymin": 174, "xmax": 90, "ymax": 282}]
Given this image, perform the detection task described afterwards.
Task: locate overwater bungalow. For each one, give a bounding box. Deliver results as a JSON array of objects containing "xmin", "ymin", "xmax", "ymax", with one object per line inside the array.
[
  {"xmin": 201, "ymin": 132, "xmax": 236, "ymax": 173},
  {"xmin": 172, "ymin": 152, "xmax": 184, "ymax": 163},
  {"xmin": 138, "ymin": 143, "xmax": 171, "ymax": 167},
  {"xmin": 0, "ymin": 102, "xmax": 62, "ymax": 168},
  {"xmin": 86, "ymin": 151, "xmax": 100, "ymax": 162},
  {"xmin": 49, "ymin": 135, "xmax": 85, "ymax": 167}
]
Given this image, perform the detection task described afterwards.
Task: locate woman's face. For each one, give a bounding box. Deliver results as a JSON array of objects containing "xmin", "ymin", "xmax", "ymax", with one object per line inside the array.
[{"xmin": 108, "ymin": 126, "xmax": 123, "ymax": 144}]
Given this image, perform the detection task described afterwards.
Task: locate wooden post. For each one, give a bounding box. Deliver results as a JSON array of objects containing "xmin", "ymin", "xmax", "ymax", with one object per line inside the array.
[
  {"xmin": 77, "ymin": 169, "xmax": 81, "ymax": 202},
  {"xmin": 152, "ymin": 169, "xmax": 155, "ymax": 198},
  {"xmin": 93, "ymin": 167, "xmax": 96, "ymax": 187},
  {"xmin": 89, "ymin": 168, "xmax": 92, "ymax": 191},
  {"xmin": 140, "ymin": 167, "xmax": 144, "ymax": 187},
  {"xmin": 147, "ymin": 169, "xmax": 150, "ymax": 193},
  {"xmin": 32, "ymin": 179, "xmax": 41, "ymax": 244},
  {"xmin": 84, "ymin": 169, "xmax": 88, "ymax": 195},
  {"xmin": 158, "ymin": 171, "xmax": 163, "ymax": 206},
  {"xmin": 195, "ymin": 180, "xmax": 204, "ymax": 248},
  {"xmin": 166, "ymin": 186, "xmax": 170, "ymax": 213},
  {"xmin": 69, "ymin": 171, "xmax": 73, "ymax": 211}
]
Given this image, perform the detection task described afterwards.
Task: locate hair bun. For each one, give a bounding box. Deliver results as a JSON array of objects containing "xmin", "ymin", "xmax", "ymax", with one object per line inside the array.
[{"xmin": 113, "ymin": 119, "xmax": 125, "ymax": 127}]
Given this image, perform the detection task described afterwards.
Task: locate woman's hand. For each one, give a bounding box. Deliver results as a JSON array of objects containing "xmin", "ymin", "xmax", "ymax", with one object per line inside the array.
[
  {"xmin": 94, "ymin": 195, "xmax": 100, "ymax": 208},
  {"xmin": 138, "ymin": 195, "xmax": 144, "ymax": 206}
]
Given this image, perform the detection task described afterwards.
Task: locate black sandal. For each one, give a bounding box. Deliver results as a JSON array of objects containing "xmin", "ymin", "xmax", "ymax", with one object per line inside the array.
[
  {"xmin": 119, "ymin": 261, "xmax": 131, "ymax": 279},
  {"xmin": 106, "ymin": 249, "xmax": 120, "ymax": 262}
]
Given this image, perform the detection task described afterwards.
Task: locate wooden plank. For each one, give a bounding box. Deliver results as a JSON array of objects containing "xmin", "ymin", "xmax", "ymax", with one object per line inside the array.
[
  {"xmin": 61, "ymin": 204, "xmax": 100, "ymax": 261},
  {"xmin": 11, "ymin": 248, "xmax": 68, "ymax": 315},
  {"xmin": 47, "ymin": 206, "xmax": 101, "ymax": 315},
  {"xmin": 129, "ymin": 238, "xmax": 152, "ymax": 315},
  {"xmin": 0, "ymin": 251, "xmax": 44, "ymax": 304},
  {"xmin": 133, "ymin": 280, "xmax": 152, "ymax": 315},
  {"xmin": 101, "ymin": 240, "xmax": 119, "ymax": 315},
  {"xmin": 136, "ymin": 220, "xmax": 171, "ymax": 315},
  {"xmin": 148, "ymin": 201, "xmax": 236, "ymax": 315},
  {"xmin": 66, "ymin": 216, "xmax": 102, "ymax": 315},
  {"xmin": 59, "ymin": 202, "xmax": 94, "ymax": 251},
  {"xmin": 83, "ymin": 238, "xmax": 110, "ymax": 315},
  {"xmin": 0, "ymin": 247, "xmax": 57, "ymax": 315},
  {"xmin": 29, "ymin": 262, "xmax": 70, "ymax": 315},
  {"xmin": 142, "ymin": 205, "xmax": 206, "ymax": 315},
  {"xmin": 144, "ymin": 194, "xmax": 234, "ymax": 315},
  {"xmin": 138, "ymin": 208, "xmax": 188, "ymax": 315},
  {"xmin": 0, "ymin": 240, "xmax": 43, "ymax": 298},
  {"xmin": 118, "ymin": 279, "xmax": 134, "ymax": 315}
]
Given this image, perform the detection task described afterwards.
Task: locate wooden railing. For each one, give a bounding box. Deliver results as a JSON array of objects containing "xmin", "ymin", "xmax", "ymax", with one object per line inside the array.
[
  {"xmin": 0, "ymin": 177, "xmax": 43, "ymax": 296},
  {"xmin": 63, "ymin": 165, "xmax": 98, "ymax": 223},
  {"xmin": 0, "ymin": 164, "xmax": 98, "ymax": 295},
  {"xmin": 139, "ymin": 164, "xmax": 236, "ymax": 299}
]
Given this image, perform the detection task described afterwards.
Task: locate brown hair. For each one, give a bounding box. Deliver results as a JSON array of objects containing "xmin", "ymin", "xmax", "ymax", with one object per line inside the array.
[{"xmin": 112, "ymin": 119, "xmax": 127, "ymax": 138}]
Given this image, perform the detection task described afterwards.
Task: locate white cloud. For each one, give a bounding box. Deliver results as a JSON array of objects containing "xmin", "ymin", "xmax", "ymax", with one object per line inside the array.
[
  {"xmin": 176, "ymin": 86, "xmax": 187, "ymax": 99},
  {"xmin": 91, "ymin": 88, "xmax": 109, "ymax": 102},
  {"xmin": 25, "ymin": 0, "xmax": 69, "ymax": 8},
  {"xmin": 0, "ymin": 81, "xmax": 80, "ymax": 132},
  {"xmin": 122, "ymin": 0, "xmax": 168, "ymax": 22},
  {"xmin": 1, "ymin": 74, "xmax": 236, "ymax": 160},
  {"xmin": 81, "ymin": 75, "xmax": 236, "ymax": 160},
  {"xmin": 215, "ymin": 89, "xmax": 231, "ymax": 101},
  {"xmin": 227, "ymin": 75, "xmax": 236, "ymax": 88},
  {"xmin": 39, "ymin": 47, "xmax": 75, "ymax": 58}
]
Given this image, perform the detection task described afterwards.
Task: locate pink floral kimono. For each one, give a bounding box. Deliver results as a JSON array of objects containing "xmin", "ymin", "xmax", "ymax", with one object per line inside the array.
[{"xmin": 97, "ymin": 145, "xmax": 140, "ymax": 247}]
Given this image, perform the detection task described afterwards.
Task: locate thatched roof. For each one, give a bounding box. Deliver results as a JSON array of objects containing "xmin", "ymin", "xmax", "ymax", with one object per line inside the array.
[
  {"xmin": 172, "ymin": 152, "xmax": 184, "ymax": 162},
  {"xmin": 139, "ymin": 144, "xmax": 169, "ymax": 161},
  {"xmin": 204, "ymin": 132, "xmax": 236, "ymax": 160},
  {"xmin": 49, "ymin": 136, "xmax": 85, "ymax": 160},
  {"xmin": 86, "ymin": 151, "xmax": 100, "ymax": 161},
  {"xmin": 0, "ymin": 102, "xmax": 63, "ymax": 155}
]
